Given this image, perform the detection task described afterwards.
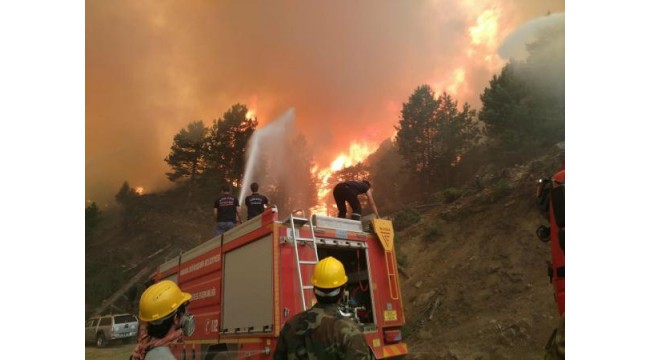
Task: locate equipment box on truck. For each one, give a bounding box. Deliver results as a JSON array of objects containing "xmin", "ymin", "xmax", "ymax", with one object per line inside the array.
[{"xmin": 148, "ymin": 207, "xmax": 408, "ymax": 359}]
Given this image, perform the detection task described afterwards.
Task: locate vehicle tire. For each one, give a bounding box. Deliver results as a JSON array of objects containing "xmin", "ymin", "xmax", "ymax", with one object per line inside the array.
[{"xmin": 96, "ymin": 333, "xmax": 107, "ymax": 348}]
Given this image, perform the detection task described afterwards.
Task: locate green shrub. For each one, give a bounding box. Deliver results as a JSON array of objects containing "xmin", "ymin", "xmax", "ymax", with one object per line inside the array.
[
  {"xmin": 396, "ymin": 247, "xmax": 408, "ymax": 267},
  {"xmin": 393, "ymin": 208, "xmax": 421, "ymax": 231},
  {"xmin": 443, "ymin": 187, "xmax": 462, "ymax": 203},
  {"xmin": 491, "ymin": 179, "xmax": 513, "ymax": 201},
  {"xmin": 423, "ymin": 220, "xmax": 444, "ymax": 243}
]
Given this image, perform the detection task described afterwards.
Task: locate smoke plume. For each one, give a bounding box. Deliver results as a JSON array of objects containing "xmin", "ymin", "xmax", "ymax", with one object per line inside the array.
[{"xmin": 86, "ymin": 0, "xmax": 564, "ymax": 205}]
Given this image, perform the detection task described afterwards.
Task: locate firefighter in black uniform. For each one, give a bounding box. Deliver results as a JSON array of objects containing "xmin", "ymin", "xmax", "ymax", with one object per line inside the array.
[
  {"xmin": 332, "ymin": 180, "xmax": 379, "ymax": 220},
  {"xmin": 244, "ymin": 182, "xmax": 269, "ymax": 220},
  {"xmin": 213, "ymin": 184, "xmax": 242, "ymax": 235}
]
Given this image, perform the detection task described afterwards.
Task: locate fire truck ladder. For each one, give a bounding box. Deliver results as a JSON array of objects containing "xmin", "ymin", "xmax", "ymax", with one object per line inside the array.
[{"xmin": 286, "ymin": 209, "xmax": 320, "ymax": 311}]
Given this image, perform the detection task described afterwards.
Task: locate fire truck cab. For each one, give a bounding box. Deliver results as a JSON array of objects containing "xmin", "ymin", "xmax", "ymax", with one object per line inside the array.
[{"xmin": 149, "ymin": 207, "xmax": 408, "ymax": 359}]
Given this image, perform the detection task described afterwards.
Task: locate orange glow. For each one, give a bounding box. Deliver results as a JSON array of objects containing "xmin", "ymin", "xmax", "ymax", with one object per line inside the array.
[
  {"xmin": 448, "ymin": 68, "xmax": 466, "ymax": 96},
  {"xmin": 431, "ymin": 5, "xmax": 507, "ymax": 100},
  {"xmin": 451, "ymin": 154, "xmax": 462, "ymax": 167},
  {"xmin": 469, "ymin": 9, "xmax": 500, "ymax": 48},
  {"xmin": 246, "ymin": 95, "xmax": 259, "ymax": 121},
  {"xmin": 135, "ymin": 186, "xmax": 144, "ymax": 195},
  {"xmin": 310, "ymin": 141, "xmax": 378, "ymax": 215},
  {"xmin": 466, "ymin": 7, "xmax": 506, "ymax": 75}
]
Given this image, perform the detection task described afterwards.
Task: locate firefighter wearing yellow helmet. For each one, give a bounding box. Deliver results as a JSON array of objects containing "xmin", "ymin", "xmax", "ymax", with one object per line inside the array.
[
  {"xmin": 131, "ymin": 280, "xmax": 194, "ymax": 360},
  {"xmin": 274, "ymin": 256, "xmax": 371, "ymax": 359}
]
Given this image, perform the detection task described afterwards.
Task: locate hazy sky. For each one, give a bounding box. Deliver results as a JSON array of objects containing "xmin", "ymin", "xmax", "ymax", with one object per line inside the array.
[{"xmin": 86, "ymin": 0, "xmax": 564, "ymax": 205}]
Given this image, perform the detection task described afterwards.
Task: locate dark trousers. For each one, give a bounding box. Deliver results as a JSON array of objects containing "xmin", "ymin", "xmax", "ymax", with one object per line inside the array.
[{"xmin": 333, "ymin": 183, "xmax": 362, "ymax": 220}]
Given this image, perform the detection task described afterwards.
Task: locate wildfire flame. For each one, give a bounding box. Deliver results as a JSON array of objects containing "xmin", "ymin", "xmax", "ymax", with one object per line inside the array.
[
  {"xmin": 433, "ymin": 7, "xmax": 504, "ymax": 99},
  {"xmin": 451, "ymin": 154, "xmax": 462, "ymax": 167},
  {"xmin": 246, "ymin": 95, "xmax": 258, "ymax": 121},
  {"xmin": 469, "ymin": 8, "xmax": 500, "ymax": 48},
  {"xmin": 310, "ymin": 141, "xmax": 378, "ymax": 215},
  {"xmin": 135, "ymin": 186, "xmax": 144, "ymax": 195}
]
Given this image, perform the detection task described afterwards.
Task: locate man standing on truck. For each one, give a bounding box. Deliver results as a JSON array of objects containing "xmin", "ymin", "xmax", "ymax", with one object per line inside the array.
[
  {"xmin": 274, "ymin": 256, "xmax": 371, "ymax": 359},
  {"xmin": 131, "ymin": 280, "xmax": 195, "ymax": 360},
  {"xmin": 245, "ymin": 182, "xmax": 269, "ymax": 220},
  {"xmin": 213, "ymin": 184, "xmax": 242, "ymax": 235},
  {"xmin": 333, "ymin": 180, "xmax": 379, "ymax": 220}
]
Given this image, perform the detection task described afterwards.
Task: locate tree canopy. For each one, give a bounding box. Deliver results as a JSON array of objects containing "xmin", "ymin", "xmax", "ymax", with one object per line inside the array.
[
  {"xmin": 479, "ymin": 21, "xmax": 564, "ymax": 160},
  {"xmin": 206, "ymin": 104, "xmax": 258, "ymax": 188},
  {"xmin": 395, "ymin": 85, "xmax": 479, "ymax": 189},
  {"xmin": 115, "ymin": 181, "xmax": 139, "ymax": 204},
  {"xmin": 85, "ymin": 202, "xmax": 101, "ymax": 240},
  {"xmin": 164, "ymin": 104, "xmax": 258, "ymax": 190},
  {"xmin": 164, "ymin": 121, "xmax": 209, "ymax": 183}
]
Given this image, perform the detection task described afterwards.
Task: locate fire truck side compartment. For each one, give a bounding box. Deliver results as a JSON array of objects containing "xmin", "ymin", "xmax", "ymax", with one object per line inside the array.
[{"xmin": 222, "ymin": 234, "xmax": 273, "ymax": 333}]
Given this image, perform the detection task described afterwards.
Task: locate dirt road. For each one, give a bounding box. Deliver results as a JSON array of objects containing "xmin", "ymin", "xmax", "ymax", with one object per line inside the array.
[{"xmin": 85, "ymin": 343, "xmax": 134, "ymax": 359}]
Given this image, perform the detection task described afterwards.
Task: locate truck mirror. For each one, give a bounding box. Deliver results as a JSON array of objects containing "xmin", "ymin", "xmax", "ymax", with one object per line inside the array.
[{"xmin": 536, "ymin": 225, "xmax": 551, "ymax": 242}]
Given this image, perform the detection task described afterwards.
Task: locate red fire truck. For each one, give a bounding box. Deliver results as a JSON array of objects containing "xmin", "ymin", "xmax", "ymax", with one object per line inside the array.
[
  {"xmin": 536, "ymin": 167, "xmax": 565, "ymax": 315},
  {"xmin": 147, "ymin": 207, "xmax": 408, "ymax": 359}
]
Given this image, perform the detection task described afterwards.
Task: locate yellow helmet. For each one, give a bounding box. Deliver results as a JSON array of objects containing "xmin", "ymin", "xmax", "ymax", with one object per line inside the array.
[
  {"xmin": 139, "ymin": 280, "xmax": 192, "ymax": 322},
  {"xmin": 312, "ymin": 257, "xmax": 348, "ymax": 289}
]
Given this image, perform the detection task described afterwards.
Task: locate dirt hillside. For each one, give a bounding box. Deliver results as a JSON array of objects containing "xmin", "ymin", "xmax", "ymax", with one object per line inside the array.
[{"xmin": 396, "ymin": 146, "xmax": 564, "ymax": 359}]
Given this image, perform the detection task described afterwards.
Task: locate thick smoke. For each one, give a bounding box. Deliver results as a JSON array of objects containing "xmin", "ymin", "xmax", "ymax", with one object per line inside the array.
[
  {"xmin": 498, "ymin": 12, "xmax": 565, "ymax": 95},
  {"xmin": 86, "ymin": 0, "xmax": 565, "ymax": 205},
  {"xmin": 498, "ymin": 12, "xmax": 565, "ymax": 62},
  {"xmin": 238, "ymin": 108, "xmax": 296, "ymax": 205},
  {"xmin": 238, "ymin": 108, "xmax": 317, "ymax": 217}
]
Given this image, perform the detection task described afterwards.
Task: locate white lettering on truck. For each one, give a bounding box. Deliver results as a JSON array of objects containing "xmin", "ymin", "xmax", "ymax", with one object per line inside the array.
[
  {"xmin": 192, "ymin": 287, "xmax": 217, "ymax": 301},
  {"xmin": 180, "ymin": 255, "xmax": 220, "ymax": 276}
]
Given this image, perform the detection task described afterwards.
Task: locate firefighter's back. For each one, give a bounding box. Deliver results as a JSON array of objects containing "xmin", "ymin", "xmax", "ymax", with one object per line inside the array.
[{"xmin": 274, "ymin": 303, "xmax": 370, "ymax": 360}]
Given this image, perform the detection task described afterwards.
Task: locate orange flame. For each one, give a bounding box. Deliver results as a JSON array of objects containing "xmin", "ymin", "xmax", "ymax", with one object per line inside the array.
[
  {"xmin": 310, "ymin": 142, "xmax": 378, "ymax": 215},
  {"xmin": 451, "ymin": 154, "xmax": 462, "ymax": 167},
  {"xmin": 432, "ymin": 7, "xmax": 505, "ymax": 99},
  {"xmin": 246, "ymin": 95, "xmax": 258, "ymax": 121},
  {"xmin": 469, "ymin": 8, "xmax": 500, "ymax": 48},
  {"xmin": 135, "ymin": 186, "xmax": 144, "ymax": 195}
]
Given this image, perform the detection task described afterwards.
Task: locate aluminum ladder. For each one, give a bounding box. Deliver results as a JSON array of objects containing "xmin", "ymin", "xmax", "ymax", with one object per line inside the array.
[{"xmin": 285, "ymin": 209, "xmax": 320, "ymax": 311}]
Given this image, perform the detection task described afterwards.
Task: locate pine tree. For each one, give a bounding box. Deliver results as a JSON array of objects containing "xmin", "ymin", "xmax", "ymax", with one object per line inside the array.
[
  {"xmin": 164, "ymin": 121, "xmax": 209, "ymax": 183},
  {"xmin": 205, "ymin": 104, "xmax": 257, "ymax": 187},
  {"xmin": 395, "ymin": 85, "xmax": 479, "ymax": 189}
]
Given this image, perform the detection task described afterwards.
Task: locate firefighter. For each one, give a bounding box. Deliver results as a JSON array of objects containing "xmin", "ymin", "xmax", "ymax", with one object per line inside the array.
[
  {"xmin": 213, "ymin": 184, "xmax": 242, "ymax": 235},
  {"xmin": 332, "ymin": 180, "xmax": 379, "ymax": 220},
  {"xmin": 131, "ymin": 280, "xmax": 195, "ymax": 360},
  {"xmin": 245, "ymin": 182, "xmax": 270, "ymax": 220},
  {"xmin": 273, "ymin": 256, "xmax": 371, "ymax": 360}
]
